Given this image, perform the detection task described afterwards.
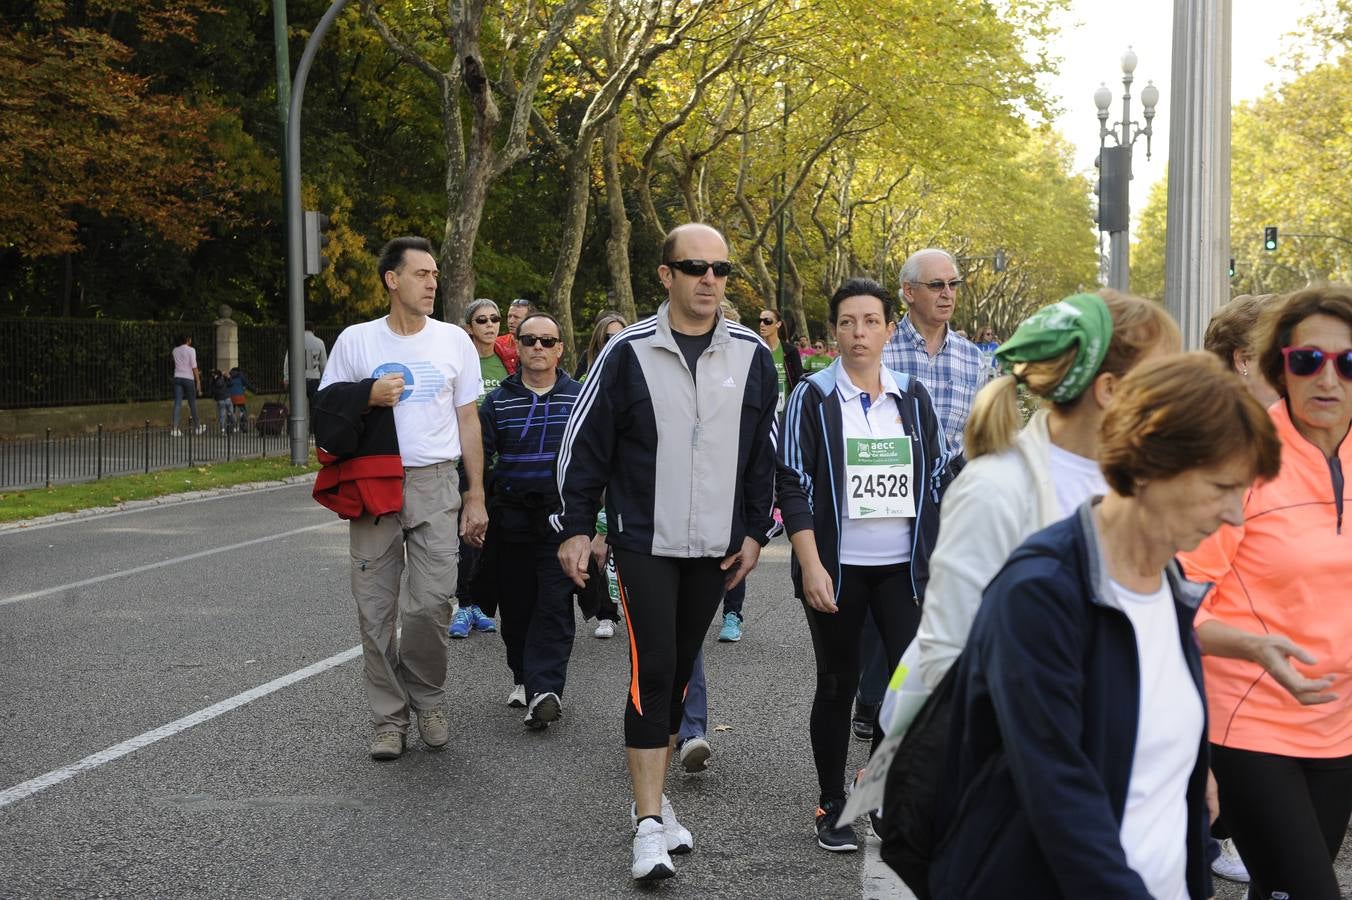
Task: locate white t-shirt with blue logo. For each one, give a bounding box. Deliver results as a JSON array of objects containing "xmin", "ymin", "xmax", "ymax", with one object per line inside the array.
[{"xmin": 320, "ymin": 316, "xmax": 482, "ymax": 467}]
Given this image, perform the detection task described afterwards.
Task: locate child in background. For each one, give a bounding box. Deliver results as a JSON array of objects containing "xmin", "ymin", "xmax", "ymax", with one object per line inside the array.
[
  {"xmin": 208, "ymin": 369, "xmax": 231, "ymax": 433},
  {"xmin": 227, "ymin": 367, "xmax": 252, "ymax": 433}
]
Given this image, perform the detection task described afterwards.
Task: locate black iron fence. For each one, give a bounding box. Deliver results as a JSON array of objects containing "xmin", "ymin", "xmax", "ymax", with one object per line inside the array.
[
  {"xmin": 0, "ymin": 421, "xmax": 310, "ymax": 490},
  {"xmin": 0, "ymin": 318, "xmax": 343, "ymax": 410}
]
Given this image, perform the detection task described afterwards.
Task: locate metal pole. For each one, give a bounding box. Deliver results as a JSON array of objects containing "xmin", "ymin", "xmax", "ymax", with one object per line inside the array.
[
  {"xmin": 44, "ymin": 427, "xmax": 51, "ymax": 489},
  {"xmin": 775, "ymin": 83, "xmax": 788, "ymax": 311},
  {"xmin": 285, "ymin": 0, "xmax": 352, "ymax": 465},
  {"xmin": 97, "ymin": 424, "xmax": 103, "ymax": 481},
  {"xmin": 1164, "ymin": 0, "xmax": 1232, "ymax": 349}
]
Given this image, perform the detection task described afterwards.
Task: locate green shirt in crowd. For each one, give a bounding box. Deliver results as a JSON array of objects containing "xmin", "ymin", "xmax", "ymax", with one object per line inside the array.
[{"xmin": 478, "ymin": 352, "xmax": 509, "ymax": 402}]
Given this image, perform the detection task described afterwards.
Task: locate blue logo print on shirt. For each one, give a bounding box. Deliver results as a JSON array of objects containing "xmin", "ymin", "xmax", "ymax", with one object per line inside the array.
[
  {"xmin": 371, "ymin": 361, "xmax": 447, "ymax": 403},
  {"xmin": 372, "ymin": 362, "xmax": 415, "ymax": 401}
]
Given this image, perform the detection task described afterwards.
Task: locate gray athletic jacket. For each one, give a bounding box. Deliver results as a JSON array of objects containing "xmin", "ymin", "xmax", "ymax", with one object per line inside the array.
[{"xmin": 552, "ymin": 302, "xmax": 779, "ymax": 558}]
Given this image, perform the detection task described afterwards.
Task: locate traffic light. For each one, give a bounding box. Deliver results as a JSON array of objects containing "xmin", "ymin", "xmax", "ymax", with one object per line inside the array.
[
  {"xmin": 304, "ymin": 210, "xmax": 332, "ymax": 275},
  {"xmin": 993, "ymin": 248, "xmax": 1008, "ymax": 273},
  {"xmin": 1264, "ymin": 226, "xmax": 1278, "ymax": 252},
  {"xmin": 1229, "ymin": 258, "xmax": 1236, "ymax": 278}
]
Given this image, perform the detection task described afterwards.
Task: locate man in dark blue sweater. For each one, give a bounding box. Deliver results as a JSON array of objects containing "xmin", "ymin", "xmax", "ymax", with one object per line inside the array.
[{"xmin": 478, "ymin": 312, "xmax": 584, "ymax": 729}]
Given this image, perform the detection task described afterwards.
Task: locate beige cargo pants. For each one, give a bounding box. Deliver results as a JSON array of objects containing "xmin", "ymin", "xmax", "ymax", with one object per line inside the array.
[{"xmin": 349, "ymin": 462, "xmax": 459, "ymax": 733}]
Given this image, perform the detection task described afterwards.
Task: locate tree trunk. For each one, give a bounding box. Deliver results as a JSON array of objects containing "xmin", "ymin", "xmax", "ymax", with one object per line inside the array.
[
  {"xmin": 602, "ymin": 116, "xmax": 636, "ymax": 322},
  {"xmin": 545, "ymin": 141, "xmax": 597, "ymax": 364}
]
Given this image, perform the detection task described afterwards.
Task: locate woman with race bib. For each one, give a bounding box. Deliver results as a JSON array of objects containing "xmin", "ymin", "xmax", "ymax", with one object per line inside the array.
[{"xmin": 777, "ymin": 277, "xmax": 954, "ymax": 852}]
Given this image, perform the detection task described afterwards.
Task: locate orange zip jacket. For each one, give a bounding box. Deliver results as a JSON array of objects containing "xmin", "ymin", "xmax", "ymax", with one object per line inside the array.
[{"xmin": 1181, "ymin": 401, "xmax": 1351, "ymax": 757}]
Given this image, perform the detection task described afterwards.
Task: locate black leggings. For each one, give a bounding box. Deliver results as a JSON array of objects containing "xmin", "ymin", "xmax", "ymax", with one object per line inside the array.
[
  {"xmin": 803, "ymin": 563, "xmax": 919, "ymax": 806},
  {"xmin": 1210, "ymin": 743, "xmax": 1352, "ymax": 900},
  {"xmin": 611, "ymin": 549, "xmax": 726, "ymax": 749}
]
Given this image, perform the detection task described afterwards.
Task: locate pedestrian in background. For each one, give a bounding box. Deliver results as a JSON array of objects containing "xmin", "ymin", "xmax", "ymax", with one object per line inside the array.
[
  {"xmin": 170, "ymin": 334, "xmax": 204, "ymax": 436},
  {"xmin": 226, "ymin": 367, "xmax": 252, "ymax": 433},
  {"xmin": 1204, "ymin": 293, "xmax": 1280, "ymax": 410},
  {"xmin": 283, "ymin": 320, "xmax": 329, "ymax": 415},
  {"xmin": 207, "ymin": 369, "xmax": 230, "ymax": 433}
]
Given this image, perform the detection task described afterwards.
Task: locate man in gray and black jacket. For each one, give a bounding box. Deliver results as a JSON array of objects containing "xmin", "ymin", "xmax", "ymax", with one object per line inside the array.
[{"xmin": 553, "ymin": 223, "xmax": 778, "ymax": 882}]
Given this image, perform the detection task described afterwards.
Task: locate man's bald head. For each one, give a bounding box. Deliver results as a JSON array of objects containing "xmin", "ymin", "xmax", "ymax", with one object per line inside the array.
[{"xmin": 661, "ymin": 223, "xmax": 728, "ymax": 265}]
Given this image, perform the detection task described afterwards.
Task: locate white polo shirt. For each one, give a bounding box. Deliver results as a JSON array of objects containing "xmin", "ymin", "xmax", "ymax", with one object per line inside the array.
[{"xmin": 835, "ymin": 364, "xmax": 914, "ymax": 567}]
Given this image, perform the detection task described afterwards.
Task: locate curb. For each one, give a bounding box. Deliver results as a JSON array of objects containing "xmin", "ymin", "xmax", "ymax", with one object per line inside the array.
[{"xmin": 0, "ymin": 473, "xmax": 319, "ymax": 533}]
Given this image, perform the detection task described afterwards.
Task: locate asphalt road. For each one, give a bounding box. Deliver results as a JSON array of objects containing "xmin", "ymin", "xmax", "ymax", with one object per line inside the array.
[
  {"xmin": 0, "ymin": 483, "xmax": 894, "ymax": 899},
  {"xmin": 3, "ymin": 482, "xmax": 1345, "ymax": 899}
]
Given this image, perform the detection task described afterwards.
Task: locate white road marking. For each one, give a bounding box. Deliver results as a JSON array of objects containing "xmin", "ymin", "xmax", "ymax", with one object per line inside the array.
[
  {"xmin": 0, "ymin": 520, "xmax": 343, "ymax": 607},
  {"xmin": 0, "ymin": 644, "xmax": 362, "ymax": 810}
]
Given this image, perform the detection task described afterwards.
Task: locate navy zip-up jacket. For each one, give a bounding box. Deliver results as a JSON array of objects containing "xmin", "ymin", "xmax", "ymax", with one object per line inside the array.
[
  {"xmin": 776, "ymin": 360, "xmax": 955, "ymax": 603},
  {"xmin": 930, "ymin": 502, "xmax": 1212, "ymax": 899},
  {"xmin": 480, "ymin": 369, "xmax": 582, "ymax": 514}
]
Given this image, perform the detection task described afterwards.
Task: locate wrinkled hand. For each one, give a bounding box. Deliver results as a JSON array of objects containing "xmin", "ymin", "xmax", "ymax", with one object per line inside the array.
[
  {"xmin": 368, "ymin": 373, "xmax": 405, "ymax": 408},
  {"xmin": 558, "ymin": 534, "xmax": 592, "ymax": 589},
  {"xmin": 459, "ymin": 494, "xmax": 488, "ymax": 546},
  {"xmin": 589, "ymin": 533, "xmax": 609, "ymax": 571},
  {"xmin": 800, "ymin": 560, "xmax": 837, "ymax": 613},
  {"xmin": 720, "ymin": 536, "xmax": 761, "ymax": 591},
  {"xmin": 1255, "ymin": 634, "xmax": 1337, "ymax": 705}
]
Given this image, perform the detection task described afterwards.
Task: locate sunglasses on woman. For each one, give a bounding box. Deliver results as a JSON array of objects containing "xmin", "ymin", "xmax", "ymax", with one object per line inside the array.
[
  {"xmin": 519, "ymin": 334, "xmax": 561, "ymax": 348},
  {"xmin": 759, "ymin": 317, "xmax": 777, "ymax": 326},
  {"xmin": 473, "ymin": 315, "xmax": 501, "ymax": 324},
  {"xmin": 1282, "ymin": 346, "xmax": 1352, "ymax": 380}
]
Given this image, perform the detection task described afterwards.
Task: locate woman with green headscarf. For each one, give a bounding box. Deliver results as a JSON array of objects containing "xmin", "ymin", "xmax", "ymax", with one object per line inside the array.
[{"xmin": 903, "ymin": 290, "xmax": 1180, "ymax": 695}]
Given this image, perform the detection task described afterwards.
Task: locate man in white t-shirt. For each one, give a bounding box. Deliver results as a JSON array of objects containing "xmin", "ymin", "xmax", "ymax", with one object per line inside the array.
[{"xmin": 318, "ymin": 236, "xmax": 489, "ymax": 761}]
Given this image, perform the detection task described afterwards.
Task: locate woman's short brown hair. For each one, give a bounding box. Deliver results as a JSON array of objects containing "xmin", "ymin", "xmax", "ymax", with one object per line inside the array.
[
  {"xmin": 1254, "ymin": 285, "xmax": 1352, "ymax": 398},
  {"xmin": 1204, "ymin": 294, "xmax": 1274, "ymax": 372},
  {"xmin": 1099, "ymin": 352, "xmax": 1281, "ymax": 496}
]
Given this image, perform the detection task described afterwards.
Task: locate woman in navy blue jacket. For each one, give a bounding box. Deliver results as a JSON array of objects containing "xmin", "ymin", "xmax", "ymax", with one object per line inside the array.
[
  {"xmin": 777, "ymin": 278, "xmax": 956, "ymax": 852},
  {"xmin": 929, "ymin": 353, "xmax": 1282, "ymax": 899}
]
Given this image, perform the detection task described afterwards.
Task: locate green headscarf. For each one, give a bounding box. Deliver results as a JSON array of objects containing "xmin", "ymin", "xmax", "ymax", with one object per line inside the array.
[{"xmin": 995, "ymin": 293, "xmax": 1113, "ymax": 403}]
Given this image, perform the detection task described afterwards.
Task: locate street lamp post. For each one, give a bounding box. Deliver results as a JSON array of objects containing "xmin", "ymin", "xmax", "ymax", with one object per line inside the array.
[{"xmin": 1094, "ymin": 48, "xmax": 1159, "ymax": 293}]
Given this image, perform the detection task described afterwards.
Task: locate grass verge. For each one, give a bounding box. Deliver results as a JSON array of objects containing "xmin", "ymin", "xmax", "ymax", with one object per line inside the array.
[{"xmin": 0, "ymin": 455, "xmax": 319, "ymax": 524}]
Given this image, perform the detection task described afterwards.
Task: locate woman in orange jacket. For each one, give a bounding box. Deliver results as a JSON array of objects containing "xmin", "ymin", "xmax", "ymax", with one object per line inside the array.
[{"xmin": 1182, "ymin": 286, "xmax": 1352, "ymax": 900}]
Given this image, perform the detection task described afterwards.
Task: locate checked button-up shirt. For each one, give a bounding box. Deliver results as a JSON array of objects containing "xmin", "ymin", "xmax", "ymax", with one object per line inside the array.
[{"xmin": 881, "ymin": 313, "xmax": 988, "ymax": 456}]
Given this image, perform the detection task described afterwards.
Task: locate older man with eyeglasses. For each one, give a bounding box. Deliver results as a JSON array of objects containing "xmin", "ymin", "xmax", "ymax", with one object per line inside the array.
[
  {"xmin": 856, "ymin": 248, "xmax": 979, "ymax": 745},
  {"xmin": 882, "ymin": 248, "xmax": 985, "ymax": 458}
]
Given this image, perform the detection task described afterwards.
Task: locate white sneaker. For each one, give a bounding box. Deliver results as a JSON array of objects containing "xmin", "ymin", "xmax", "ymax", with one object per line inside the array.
[
  {"xmin": 630, "ymin": 795, "xmax": 693, "ymax": 854},
  {"xmin": 194, "ymin": 424, "xmax": 207, "ymax": 435},
  {"xmin": 524, "ymin": 691, "xmax": 562, "ymax": 729},
  {"xmin": 1211, "ymin": 837, "xmax": 1250, "ymax": 883},
  {"xmin": 630, "ymin": 817, "xmax": 675, "ymax": 881},
  {"xmin": 506, "ymin": 684, "xmax": 526, "ymax": 708},
  {"xmin": 170, "ymin": 429, "xmax": 183, "ymax": 437},
  {"xmin": 594, "ymin": 619, "xmax": 616, "ymax": 639}
]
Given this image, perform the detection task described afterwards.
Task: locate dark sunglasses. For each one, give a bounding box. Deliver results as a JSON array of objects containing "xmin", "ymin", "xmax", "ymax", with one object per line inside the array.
[
  {"xmin": 519, "ymin": 334, "xmax": 561, "ymax": 348},
  {"xmin": 759, "ymin": 316, "xmax": 777, "ymax": 326},
  {"xmin": 1282, "ymin": 346, "xmax": 1352, "ymax": 380},
  {"xmin": 472, "ymin": 315, "xmax": 501, "ymax": 324},
  {"xmin": 667, "ymin": 259, "xmax": 732, "ymax": 278},
  {"xmin": 911, "ymin": 278, "xmax": 964, "ymax": 291}
]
